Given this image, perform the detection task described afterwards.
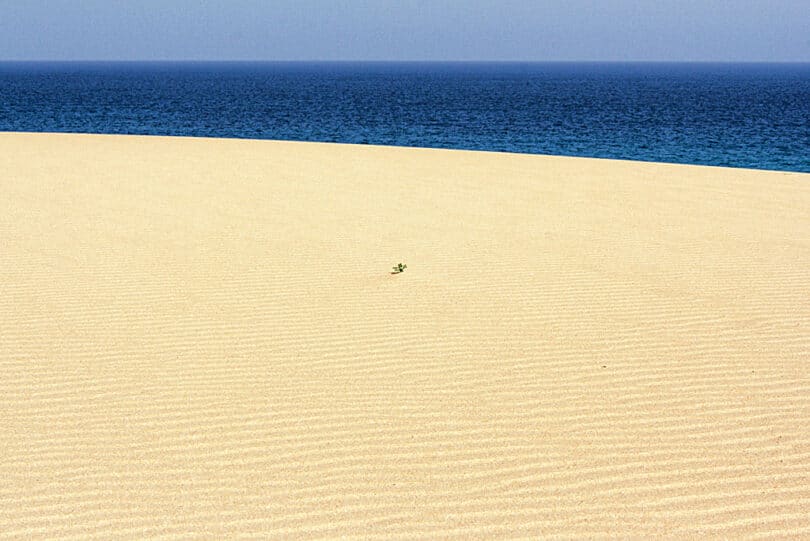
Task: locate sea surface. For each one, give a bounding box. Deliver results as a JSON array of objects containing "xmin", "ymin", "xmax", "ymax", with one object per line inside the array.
[{"xmin": 1, "ymin": 62, "xmax": 808, "ymax": 172}]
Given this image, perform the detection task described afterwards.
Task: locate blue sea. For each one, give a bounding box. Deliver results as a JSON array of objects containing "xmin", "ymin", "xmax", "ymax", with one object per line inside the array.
[{"xmin": 1, "ymin": 62, "xmax": 808, "ymax": 172}]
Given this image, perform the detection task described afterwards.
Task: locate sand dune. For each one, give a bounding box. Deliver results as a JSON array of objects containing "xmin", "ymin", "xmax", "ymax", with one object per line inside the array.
[{"xmin": 1, "ymin": 132, "xmax": 809, "ymax": 539}]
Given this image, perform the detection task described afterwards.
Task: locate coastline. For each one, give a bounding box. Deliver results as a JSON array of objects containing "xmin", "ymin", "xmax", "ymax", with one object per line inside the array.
[
  {"xmin": 5, "ymin": 128, "xmax": 807, "ymax": 173},
  {"xmin": 2, "ymin": 132, "xmax": 809, "ymax": 538}
]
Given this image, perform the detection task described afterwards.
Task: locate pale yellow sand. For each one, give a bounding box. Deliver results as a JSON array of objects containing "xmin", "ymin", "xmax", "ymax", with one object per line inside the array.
[{"xmin": 1, "ymin": 132, "xmax": 809, "ymax": 539}]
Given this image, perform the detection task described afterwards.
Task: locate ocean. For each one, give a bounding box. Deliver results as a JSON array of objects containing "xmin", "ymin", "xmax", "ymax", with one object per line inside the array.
[{"xmin": 1, "ymin": 62, "xmax": 808, "ymax": 172}]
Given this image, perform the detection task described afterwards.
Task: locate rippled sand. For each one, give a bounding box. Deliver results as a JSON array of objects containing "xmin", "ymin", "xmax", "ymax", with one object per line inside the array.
[{"xmin": 2, "ymin": 133, "xmax": 809, "ymax": 539}]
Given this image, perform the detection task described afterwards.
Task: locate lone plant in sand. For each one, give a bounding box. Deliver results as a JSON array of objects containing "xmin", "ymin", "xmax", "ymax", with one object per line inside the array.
[{"xmin": 392, "ymin": 263, "xmax": 407, "ymax": 274}]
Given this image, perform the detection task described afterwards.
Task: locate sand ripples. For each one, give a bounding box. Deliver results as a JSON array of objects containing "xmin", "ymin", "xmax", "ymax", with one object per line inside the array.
[{"xmin": 1, "ymin": 133, "xmax": 809, "ymax": 538}]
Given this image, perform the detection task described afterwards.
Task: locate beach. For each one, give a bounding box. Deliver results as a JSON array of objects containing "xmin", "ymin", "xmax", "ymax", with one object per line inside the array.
[{"xmin": 2, "ymin": 132, "xmax": 809, "ymax": 538}]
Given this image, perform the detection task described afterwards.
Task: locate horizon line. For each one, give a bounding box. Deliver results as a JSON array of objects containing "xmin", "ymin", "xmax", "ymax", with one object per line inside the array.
[{"xmin": 1, "ymin": 59, "xmax": 809, "ymax": 64}]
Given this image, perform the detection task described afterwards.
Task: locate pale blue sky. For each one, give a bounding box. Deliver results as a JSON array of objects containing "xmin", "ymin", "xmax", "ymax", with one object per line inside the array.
[{"xmin": 1, "ymin": 0, "xmax": 808, "ymax": 61}]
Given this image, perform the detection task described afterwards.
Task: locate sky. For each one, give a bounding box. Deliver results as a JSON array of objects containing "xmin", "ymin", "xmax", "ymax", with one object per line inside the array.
[{"xmin": 0, "ymin": 0, "xmax": 808, "ymax": 62}]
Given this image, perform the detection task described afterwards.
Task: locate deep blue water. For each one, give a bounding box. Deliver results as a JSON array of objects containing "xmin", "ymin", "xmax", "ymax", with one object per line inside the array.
[{"xmin": 1, "ymin": 62, "xmax": 809, "ymax": 172}]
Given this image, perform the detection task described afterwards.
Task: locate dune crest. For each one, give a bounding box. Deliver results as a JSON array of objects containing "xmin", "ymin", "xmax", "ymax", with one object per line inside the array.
[{"xmin": 1, "ymin": 133, "xmax": 809, "ymax": 539}]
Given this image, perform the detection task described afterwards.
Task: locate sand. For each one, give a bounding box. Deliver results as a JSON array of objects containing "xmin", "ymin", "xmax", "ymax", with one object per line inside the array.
[{"xmin": 1, "ymin": 132, "xmax": 808, "ymax": 539}]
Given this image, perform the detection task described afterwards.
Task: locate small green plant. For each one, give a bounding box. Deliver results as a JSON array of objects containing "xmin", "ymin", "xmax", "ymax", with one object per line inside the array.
[{"xmin": 392, "ymin": 263, "xmax": 407, "ymax": 274}]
